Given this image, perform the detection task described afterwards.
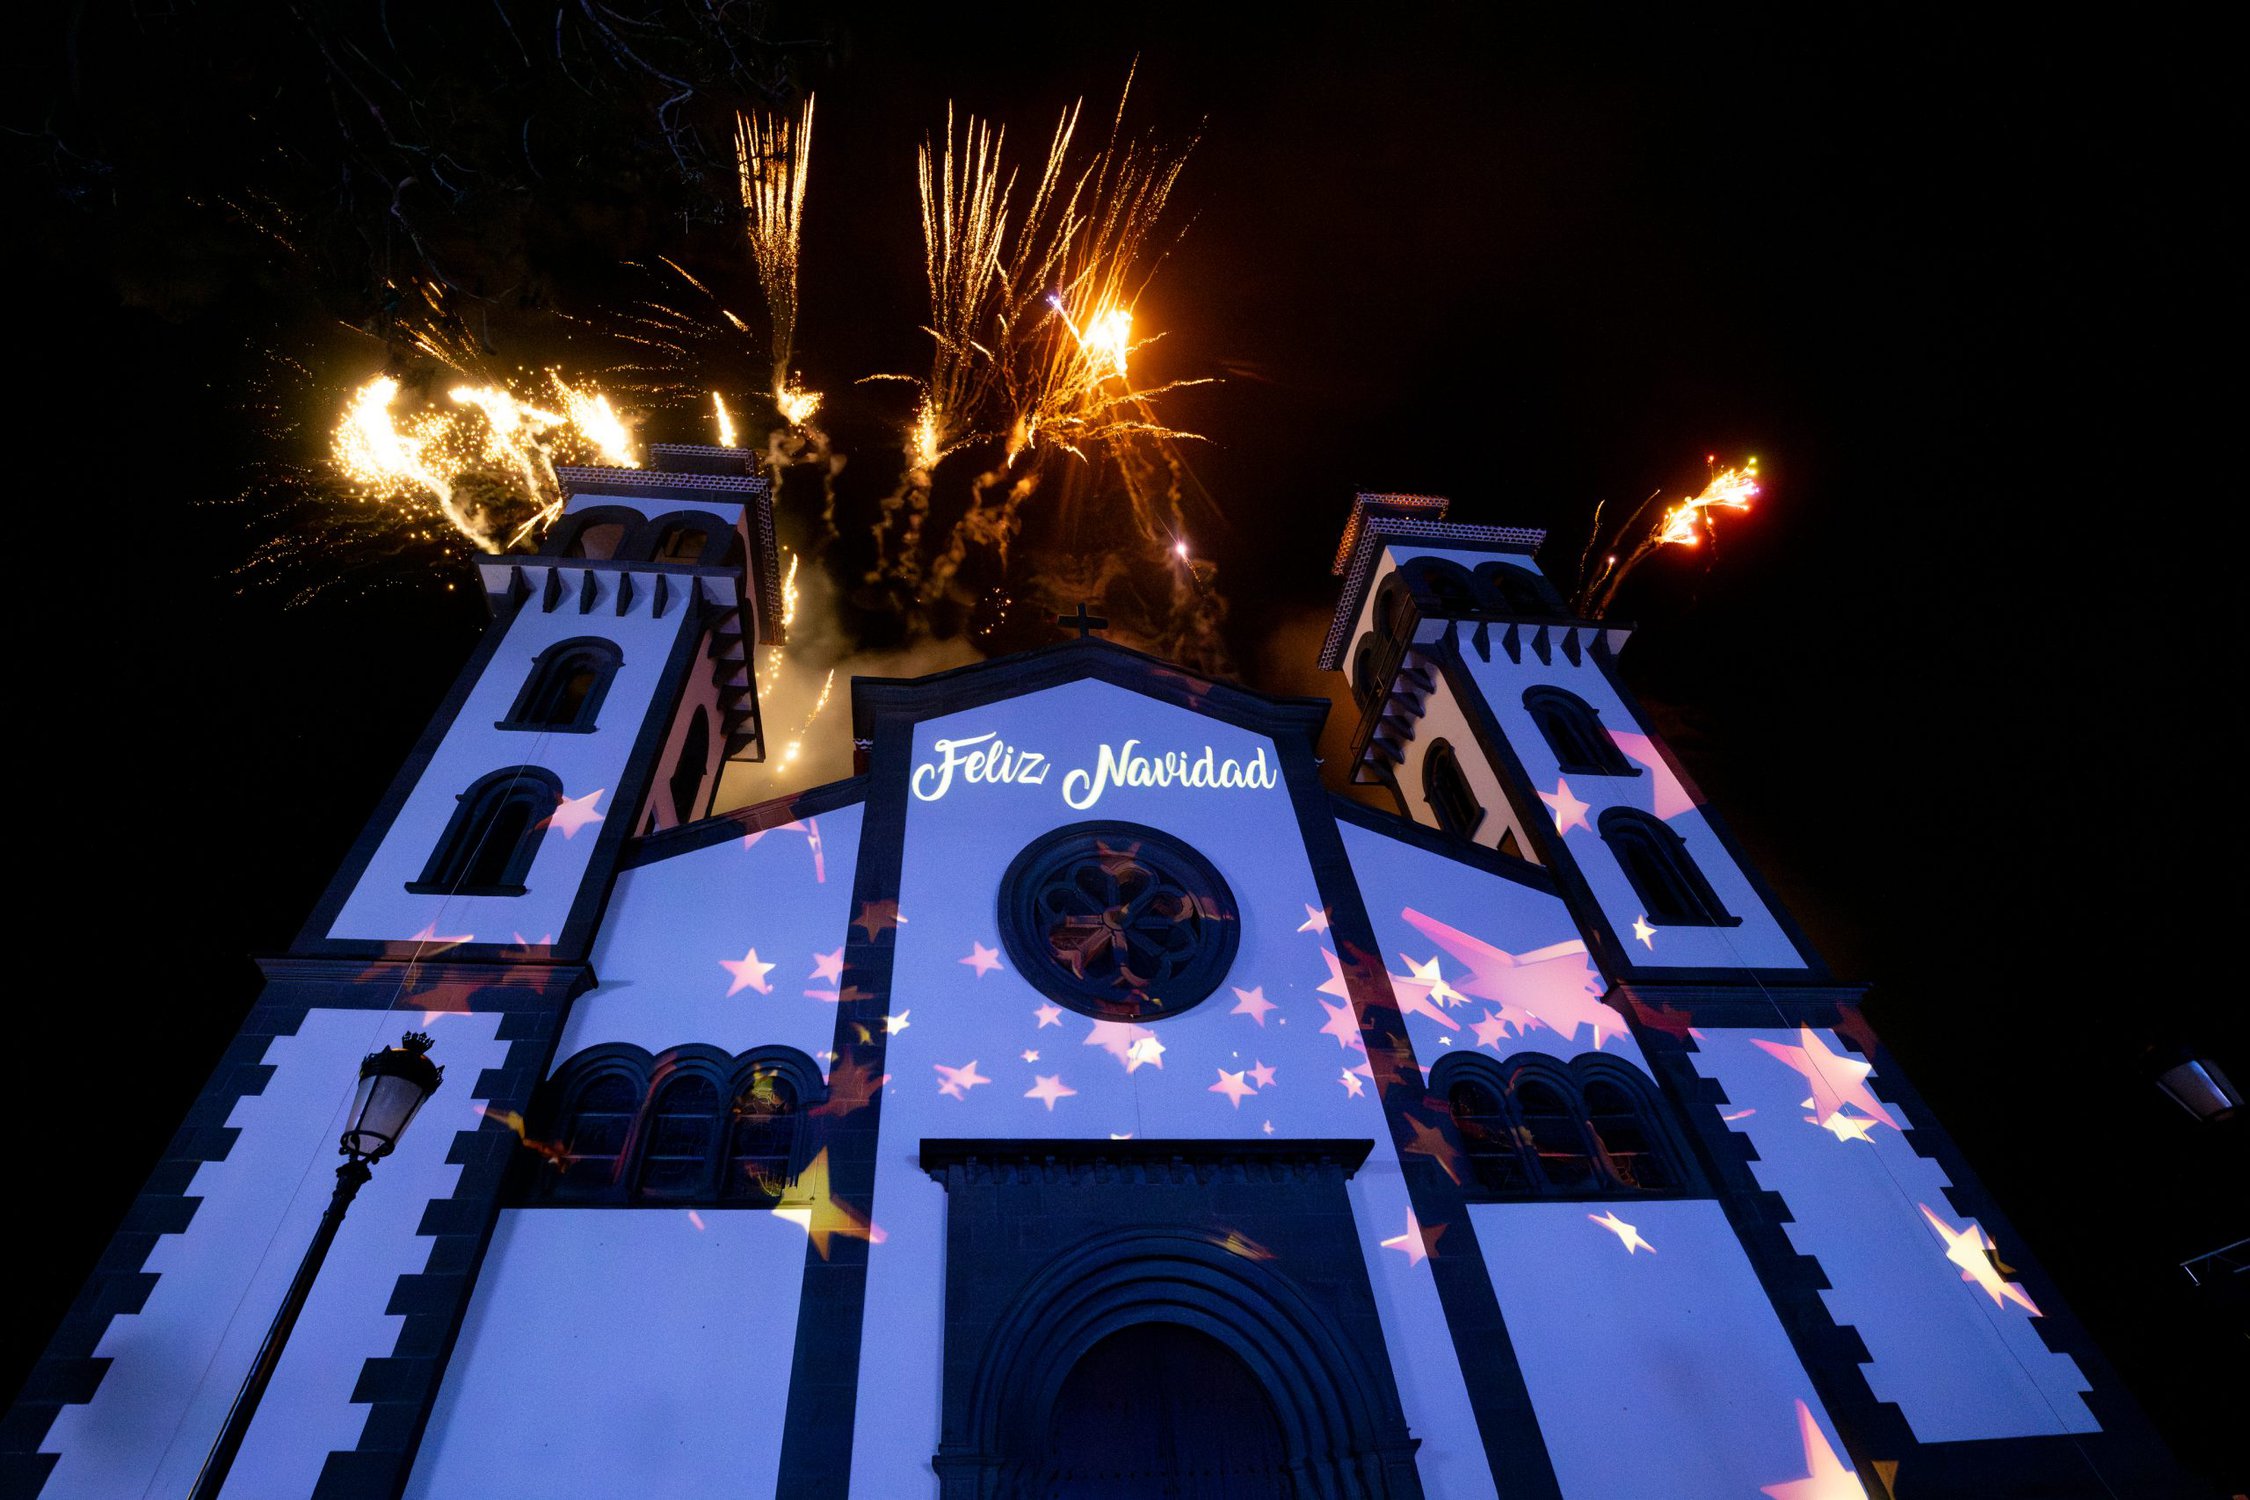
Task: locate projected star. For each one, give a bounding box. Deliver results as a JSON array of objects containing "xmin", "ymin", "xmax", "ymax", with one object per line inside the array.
[
  {"xmin": 1759, "ymin": 1400, "xmax": 1863, "ymax": 1500},
  {"xmin": 1539, "ymin": 778, "xmax": 1590, "ymax": 835},
  {"xmin": 960, "ymin": 942, "xmax": 1005, "ymax": 977},
  {"xmin": 809, "ymin": 948, "xmax": 845, "ymax": 985},
  {"xmin": 1025, "ymin": 1074, "xmax": 1078, "ymax": 1111},
  {"xmin": 1319, "ymin": 999, "xmax": 1367, "ymax": 1051},
  {"xmin": 1388, "ymin": 955, "xmax": 1465, "ymax": 1031},
  {"xmin": 721, "ymin": 948, "xmax": 776, "ymax": 996},
  {"xmin": 1210, "ymin": 1069, "xmax": 1256, "ymax": 1107},
  {"xmin": 407, "ymin": 923, "xmax": 473, "ymax": 950},
  {"xmin": 547, "ymin": 788, "xmax": 606, "ymax": 838},
  {"xmin": 884, "ymin": 1010, "xmax": 911, "ymax": 1035},
  {"xmin": 1339, "ymin": 1068, "xmax": 1366, "ymax": 1098},
  {"xmin": 1815, "ymin": 1110, "xmax": 1878, "ymax": 1143},
  {"xmin": 812, "ymin": 1054, "xmax": 889, "ymax": 1119},
  {"xmin": 853, "ymin": 899, "xmax": 903, "ymax": 940},
  {"xmin": 1380, "ymin": 1209, "xmax": 1443, "ymax": 1266},
  {"xmin": 1297, "ymin": 904, "xmax": 1331, "ymax": 934},
  {"xmin": 1919, "ymin": 1205, "xmax": 2041, "ymax": 1315},
  {"xmin": 1587, "ymin": 1210, "xmax": 1656, "ymax": 1255},
  {"xmin": 775, "ymin": 1148, "xmax": 886, "ymax": 1259},
  {"xmin": 1632, "ymin": 914, "xmax": 1657, "ymax": 948},
  {"xmin": 1034, "ymin": 1003, "xmax": 1063, "ymax": 1028},
  {"xmin": 1085, "ymin": 1019, "xmax": 1164, "ymax": 1071},
  {"xmin": 1627, "ymin": 994, "xmax": 1696, "ymax": 1040},
  {"xmin": 1402, "ymin": 910, "xmax": 1620, "ymax": 1050},
  {"xmin": 1021, "ymin": 1050, "xmax": 1039, "ymax": 1063},
  {"xmin": 1608, "ymin": 730, "xmax": 1698, "ymax": 821},
  {"xmin": 1248, "ymin": 1060, "xmax": 1278, "ymax": 1089},
  {"xmin": 1231, "ymin": 986, "xmax": 1279, "ymax": 1025},
  {"xmin": 1401, "ymin": 1113, "xmax": 1464, "ymax": 1184},
  {"xmin": 1751, "ymin": 1027, "xmax": 1900, "ymax": 1131},
  {"xmin": 1126, "ymin": 1035, "xmax": 1166, "ymax": 1071},
  {"xmin": 1402, "ymin": 955, "xmax": 1466, "ymax": 1006},
  {"xmin": 934, "ymin": 1060, "xmax": 991, "ymax": 1099},
  {"xmin": 1471, "ymin": 1011, "xmax": 1512, "ymax": 1050}
]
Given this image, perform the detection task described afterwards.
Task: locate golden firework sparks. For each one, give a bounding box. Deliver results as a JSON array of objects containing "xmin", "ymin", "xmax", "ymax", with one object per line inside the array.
[
  {"xmin": 1575, "ymin": 455, "xmax": 1763, "ymax": 617},
  {"xmin": 737, "ymin": 96, "xmax": 815, "ymax": 383},
  {"xmin": 713, "ymin": 392, "xmax": 738, "ymax": 448}
]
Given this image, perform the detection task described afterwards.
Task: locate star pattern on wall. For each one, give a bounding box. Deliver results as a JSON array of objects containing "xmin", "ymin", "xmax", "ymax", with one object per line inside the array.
[
  {"xmin": 1751, "ymin": 1027, "xmax": 1900, "ymax": 1131},
  {"xmin": 1632, "ymin": 914, "xmax": 1657, "ymax": 948},
  {"xmin": 1918, "ymin": 1205, "xmax": 2041, "ymax": 1315},
  {"xmin": 547, "ymin": 788, "xmax": 606, "ymax": 838},
  {"xmin": 1231, "ymin": 986, "xmax": 1278, "ymax": 1025},
  {"xmin": 1539, "ymin": 778, "xmax": 1591, "ymax": 835},
  {"xmin": 1339, "ymin": 1068, "xmax": 1366, "ymax": 1098},
  {"xmin": 1085, "ymin": 1019, "xmax": 1166, "ymax": 1072},
  {"xmin": 960, "ymin": 942, "xmax": 1005, "ymax": 977},
  {"xmin": 1380, "ymin": 1209, "xmax": 1443, "ymax": 1267},
  {"xmin": 1209, "ymin": 1069, "xmax": 1256, "ymax": 1107},
  {"xmin": 775, "ymin": 1148, "xmax": 885, "ymax": 1259},
  {"xmin": 720, "ymin": 948, "xmax": 776, "ymax": 996},
  {"xmin": 809, "ymin": 948, "xmax": 845, "ymax": 984},
  {"xmin": 1586, "ymin": 1209, "xmax": 1656, "ymax": 1255},
  {"xmin": 1758, "ymin": 1400, "xmax": 1864, "ymax": 1500},
  {"xmin": 1297, "ymin": 904, "xmax": 1331, "ymax": 933},
  {"xmin": 1317, "ymin": 947, "xmax": 1353, "ymax": 999},
  {"xmin": 1248, "ymin": 1060, "xmax": 1278, "ymax": 1089},
  {"xmin": 1024, "ymin": 1074, "xmax": 1078, "ymax": 1110},
  {"xmin": 934, "ymin": 1060, "xmax": 991, "ymax": 1099},
  {"xmin": 853, "ymin": 899, "xmax": 904, "ymax": 940},
  {"xmin": 1401, "ymin": 910, "xmax": 1619, "ymax": 1049},
  {"xmin": 1034, "ymin": 1003, "xmax": 1063, "ymax": 1028}
]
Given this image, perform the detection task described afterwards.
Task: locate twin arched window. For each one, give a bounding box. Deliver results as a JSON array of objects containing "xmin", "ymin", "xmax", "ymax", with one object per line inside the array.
[
  {"xmin": 1476, "ymin": 561, "xmax": 1565, "ymax": 617},
  {"xmin": 1599, "ymin": 807, "xmax": 1737, "ymax": 927},
  {"xmin": 1436, "ymin": 1053, "xmax": 1687, "ymax": 1197},
  {"xmin": 502, "ymin": 637, "xmax": 622, "ymax": 732},
  {"xmin": 1524, "ymin": 686, "xmax": 1634, "ymax": 776},
  {"xmin": 526, "ymin": 1045, "xmax": 823, "ymax": 1206},
  {"xmin": 409, "ymin": 766, "xmax": 561, "ymax": 896},
  {"xmin": 1422, "ymin": 739, "xmax": 1484, "ymax": 840}
]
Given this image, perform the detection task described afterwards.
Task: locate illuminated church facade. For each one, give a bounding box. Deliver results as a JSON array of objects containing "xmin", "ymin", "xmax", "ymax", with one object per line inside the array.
[{"xmin": 7, "ymin": 454, "xmax": 2193, "ymax": 1499}]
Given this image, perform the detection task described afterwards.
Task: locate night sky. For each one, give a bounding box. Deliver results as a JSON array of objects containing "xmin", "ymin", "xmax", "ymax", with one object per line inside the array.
[{"xmin": 8, "ymin": 5, "xmax": 2241, "ymax": 1486}]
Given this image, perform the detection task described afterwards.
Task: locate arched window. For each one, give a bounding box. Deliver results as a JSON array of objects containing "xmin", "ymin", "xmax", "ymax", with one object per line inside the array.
[
  {"xmin": 1449, "ymin": 1077, "xmax": 1530, "ymax": 1194},
  {"xmin": 1524, "ymin": 686, "xmax": 1633, "ymax": 776},
  {"xmin": 552, "ymin": 1070, "xmax": 639, "ymax": 1199},
  {"xmin": 668, "ymin": 707, "xmax": 711, "ymax": 824},
  {"xmin": 1350, "ymin": 634, "xmax": 1383, "ymax": 711},
  {"xmin": 1399, "ymin": 557, "xmax": 1478, "ymax": 615},
  {"xmin": 652, "ymin": 521, "xmax": 711, "ymax": 564},
  {"xmin": 1422, "ymin": 739, "xmax": 1484, "ymax": 840},
  {"xmin": 567, "ymin": 521, "xmax": 629, "ymax": 560},
  {"xmin": 1477, "ymin": 561, "xmax": 1564, "ymax": 617},
  {"xmin": 1599, "ymin": 807, "xmax": 1737, "ymax": 927},
  {"xmin": 1585, "ymin": 1077, "xmax": 1674, "ymax": 1191},
  {"xmin": 1374, "ymin": 570, "xmax": 1416, "ymax": 643},
  {"xmin": 636, "ymin": 1071, "xmax": 722, "ymax": 1200},
  {"xmin": 518, "ymin": 1045, "xmax": 823, "ymax": 1207},
  {"xmin": 409, "ymin": 766, "xmax": 562, "ymax": 896},
  {"xmin": 725, "ymin": 1069, "xmax": 800, "ymax": 1202},
  {"xmin": 502, "ymin": 638, "xmax": 622, "ymax": 732},
  {"xmin": 1433, "ymin": 1053, "xmax": 1691, "ymax": 1200}
]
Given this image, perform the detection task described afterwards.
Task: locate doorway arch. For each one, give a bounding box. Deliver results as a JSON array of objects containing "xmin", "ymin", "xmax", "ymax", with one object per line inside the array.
[{"xmin": 938, "ymin": 1227, "xmax": 1423, "ymax": 1499}]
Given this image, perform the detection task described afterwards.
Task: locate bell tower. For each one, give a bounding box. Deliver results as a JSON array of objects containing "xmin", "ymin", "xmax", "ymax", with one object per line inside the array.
[{"xmin": 298, "ymin": 443, "xmax": 781, "ymax": 959}]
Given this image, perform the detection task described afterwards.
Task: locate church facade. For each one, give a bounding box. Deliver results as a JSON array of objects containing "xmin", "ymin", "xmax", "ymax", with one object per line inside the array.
[{"xmin": 6, "ymin": 454, "xmax": 2193, "ymax": 1498}]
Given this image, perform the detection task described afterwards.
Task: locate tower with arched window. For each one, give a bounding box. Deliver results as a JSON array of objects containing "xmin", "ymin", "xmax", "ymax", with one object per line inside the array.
[{"xmin": 11, "ymin": 484, "xmax": 2191, "ymax": 1500}]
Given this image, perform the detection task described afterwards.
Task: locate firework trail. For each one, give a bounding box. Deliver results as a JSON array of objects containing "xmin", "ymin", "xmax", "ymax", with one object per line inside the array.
[
  {"xmin": 1573, "ymin": 456, "xmax": 1762, "ymax": 617},
  {"xmin": 736, "ymin": 97, "xmax": 823, "ymax": 430}
]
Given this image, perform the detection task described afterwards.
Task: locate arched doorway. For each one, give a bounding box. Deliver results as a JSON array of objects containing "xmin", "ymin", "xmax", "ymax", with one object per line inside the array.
[{"xmin": 1041, "ymin": 1322, "xmax": 1289, "ymax": 1498}]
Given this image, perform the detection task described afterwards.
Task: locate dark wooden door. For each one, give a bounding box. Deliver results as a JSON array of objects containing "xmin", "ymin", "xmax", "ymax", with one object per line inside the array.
[{"xmin": 1039, "ymin": 1322, "xmax": 1291, "ymax": 1499}]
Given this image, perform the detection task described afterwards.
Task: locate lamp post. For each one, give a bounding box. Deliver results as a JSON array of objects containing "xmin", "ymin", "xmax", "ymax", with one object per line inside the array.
[
  {"xmin": 191, "ymin": 1033, "xmax": 444, "ymax": 1500},
  {"xmin": 2148, "ymin": 1043, "xmax": 2241, "ymax": 1124}
]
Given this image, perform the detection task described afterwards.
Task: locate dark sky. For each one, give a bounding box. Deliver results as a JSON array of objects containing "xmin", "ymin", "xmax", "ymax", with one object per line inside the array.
[{"xmin": 8, "ymin": 4, "xmax": 2241, "ymax": 1485}]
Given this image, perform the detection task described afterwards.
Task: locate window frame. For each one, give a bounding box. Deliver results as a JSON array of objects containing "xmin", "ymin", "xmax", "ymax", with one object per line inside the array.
[
  {"xmin": 1430, "ymin": 1051, "xmax": 1698, "ymax": 1201},
  {"xmin": 497, "ymin": 636, "xmax": 625, "ymax": 734},
  {"xmin": 1523, "ymin": 685, "xmax": 1638, "ymax": 778},
  {"xmin": 1598, "ymin": 806, "xmax": 1742, "ymax": 928},
  {"xmin": 406, "ymin": 765, "xmax": 563, "ymax": 897},
  {"xmin": 1421, "ymin": 738, "xmax": 1487, "ymax": 841}
]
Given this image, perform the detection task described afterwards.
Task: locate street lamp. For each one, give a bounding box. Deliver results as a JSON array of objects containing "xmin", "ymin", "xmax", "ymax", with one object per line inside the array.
[
  {"xmin": 2149, "ymin": 1043, "xmax": 2241, "ymax": 1124},
  {"xmin": 191, "ymin": 1033, "xmax": 443, "ymax": 1500}
]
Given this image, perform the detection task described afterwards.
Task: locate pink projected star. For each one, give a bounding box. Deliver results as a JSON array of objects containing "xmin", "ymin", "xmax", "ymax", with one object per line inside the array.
[
  {"xmin": 1034, "ymin": 1003, "xmax": 1063, "ymax": 1028},
  {"xmin": 1471, "ymin": 1011, "xmax": 1512, "ymax": 1050},
  {"xmin": 1388, "ymin": 955, "xmax": 1466, "ymax": 1032},
  {"xmin": 1587, "ymin": 1210, "xmax": 1656, "ymax": 1254},
  {"xmin": 1607, "ymin": 730, "xmax": 1699, "ymax": 821},
  {"xmin": 1297, "ymin": 904, "xmax": 1332, "ymax": 933},
  {"xmin": 1815, "ymin": 1111, "xmax": 1878, "ymax": 1143},
  {"xmin": 1339, "ymin": 1068, "xmax": 1366, "ymax": 1098},
  {"xmin": 740, "ymin": 817, "xmax": 803, "ymax": 850},
  {"xmin": 1317, "ymin": 948, "xmax": 1353, "ymax": 1000},
  {"xmin": 1751, "ymin": 1027, "xmax": 1900, "ymax": 1131},
  {"xmin": 1380, "ymin": 1209, "xmax": 1443, "ymax": 1266},
  {"xmin": 1759, "ymin": 1400, "xmax": 1863, "ymax": 1500},
  {"xmin": 1210, "ymin": 1069, "xmax": 1256, "ymax": 1107},
  {"xmin": 960, "ymin": 943, "xmax": 1005, "ymax": 977},
  {"xmin": 1400, "ymin": 910, "xmax": 1620, "ymax": 1050},
  {"xmin": 1127, "ymin": 1035, "xmax": 1166, "ymax": 1071},
  {"xmin": 1025, "ymin": 1074, "xmax": 1078, "ymax": 1111},
  {"xmin": 934, "ymin": 1060, "xmax": 991, "ymax": 1099},
  {"xmin": 1085, "ymin": 1019, "xmax": 1164, "ymax": 1071},
  {"xmin": 721, "ymin": 948, "xmax": 776, "ymax": 996},
  {"xmin": 1919, "ymin": 1205, "xmax": 2041, "ymax": 1315},
  {"xmin": 1021, "ymin": 1049, "xmax": 1039, "ymax": 1063},
  {"xmin": 1231, "ymin": 986, "xmax": 1279, "ymax": 1025},
  {"xmin": 1319, "ymin": 999, "xmax": 1367, "ymax": 1052},
  {"xmin": 547, "ymin": 788, "xmax": 606, "ymax": 838},
  {"xmin": 809, "ymin": 948, "xmax": 845, "ymax": 985},
  {"xmin": 1248, "ymin": 1060, "xmax": 1278, "ymax": 1089},
  {"xmin": 1539, "ymin": 778, "xmax": 1590, "ymax": 835},
  {"xmin": 1632, "ymin": 914, "xmax": 1657, "ymax": 948}
]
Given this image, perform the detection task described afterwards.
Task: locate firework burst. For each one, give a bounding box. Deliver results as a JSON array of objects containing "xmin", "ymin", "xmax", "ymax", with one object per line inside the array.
[{"xmin": 1573, "ymin": 456, "xmax": 1763, "ymax": 617}]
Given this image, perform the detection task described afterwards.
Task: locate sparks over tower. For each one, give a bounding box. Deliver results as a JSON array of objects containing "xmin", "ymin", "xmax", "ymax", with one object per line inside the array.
[{"xmin": 7, "ymin": 478, "xmax": 2191, "ymax": 1498}]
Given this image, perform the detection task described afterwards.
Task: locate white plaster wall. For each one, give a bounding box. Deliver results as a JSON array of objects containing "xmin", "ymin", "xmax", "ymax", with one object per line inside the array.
[
  {"xmin": 405, "ymin": 1207, "xmax": 805, "ymax": 1499},
  {"xmin": 327, "ymin": 584, "xmax": 695, "ymax": 944},
  {"xmin": 1471, "ymin": 1198, "xmax": 1856, "ymax": 1500},
  {"xmin": 1691, "ymin": 1029, "xmax": 2096, "ymax": 1440},
  {"xmin": 1456, "ymin": 647, "xmax": 1809, "ymax": 969},
  {"xmin": 41, "ymin": 1009, "xmax": 508, "ymax": 1499},
  {"xmin": 1390, "ymin": 670, "xmax": 1538, "ymax": 862},
  {"xmin": 850, "ymin": 678, "xmax": 1499, "ymax": 1498},
  {"xmin": 560, "ymin": 802, "xmax": 862, "ymax": 1069}
]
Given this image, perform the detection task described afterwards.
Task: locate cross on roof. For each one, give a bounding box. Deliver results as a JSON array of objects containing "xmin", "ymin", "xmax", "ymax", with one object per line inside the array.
[{"xmin": 1058, "ymin": 602, "xmax": 1109, "ymax": 639}]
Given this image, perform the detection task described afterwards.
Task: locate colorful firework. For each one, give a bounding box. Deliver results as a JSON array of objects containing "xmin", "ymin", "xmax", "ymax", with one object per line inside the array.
[{"xmin": 1573, "ymin": 456, "xmax": 1763, "ymax": 618}]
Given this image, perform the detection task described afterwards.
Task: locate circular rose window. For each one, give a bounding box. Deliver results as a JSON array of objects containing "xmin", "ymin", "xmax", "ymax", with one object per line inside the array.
[{"xmin": 998, "ymin": 821, "xmax": 1240, "ymax": 1022}]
